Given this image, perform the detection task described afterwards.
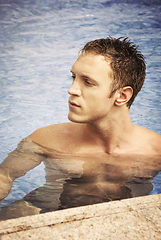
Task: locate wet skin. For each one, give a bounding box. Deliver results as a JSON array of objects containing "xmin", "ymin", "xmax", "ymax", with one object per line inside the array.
[{"xmin": 0, "ymin": 139, "xmax": 160, "ymax": 220}]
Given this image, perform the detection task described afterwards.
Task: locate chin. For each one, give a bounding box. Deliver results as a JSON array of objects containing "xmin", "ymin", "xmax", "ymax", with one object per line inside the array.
[
  {"xmin": 68, "ymin": 113, "xmax": 87, "ymax": 124},
  {"xmin": 68, "ymin": 112, "xmax": 78, "ymax": 122}
]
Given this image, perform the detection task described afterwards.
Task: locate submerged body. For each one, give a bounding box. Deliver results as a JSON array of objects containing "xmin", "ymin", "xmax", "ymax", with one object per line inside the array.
[
  {"xmin": 0, "ymin": 128, "xmax": 160, "ymax": 220},
  {"xmin": 0, "ymin": 37, "xmax": 161, "ymax": 219},
  {"xmin": 0, "ymin": 122, "xmax": 161, "ymax": 216}
]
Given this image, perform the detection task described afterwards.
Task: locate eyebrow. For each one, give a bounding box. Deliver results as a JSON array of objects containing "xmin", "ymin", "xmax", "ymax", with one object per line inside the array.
[{"xmin": 70, "ymin": 70, "xmax": 98, "ymax": 85}]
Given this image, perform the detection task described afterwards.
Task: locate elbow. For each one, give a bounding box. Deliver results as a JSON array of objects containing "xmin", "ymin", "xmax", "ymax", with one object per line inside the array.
[{"xmin": 0, "ymin": 174, "xmax": 13, "ymax": 201}]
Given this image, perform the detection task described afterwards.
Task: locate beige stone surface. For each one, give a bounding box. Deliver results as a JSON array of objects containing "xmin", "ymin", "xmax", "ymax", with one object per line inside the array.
[{"xmin": 0, "ymin": 194, "xmax": 161, "ymax": 239}]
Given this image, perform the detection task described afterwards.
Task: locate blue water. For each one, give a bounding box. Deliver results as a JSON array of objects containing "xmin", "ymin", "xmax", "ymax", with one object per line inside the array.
[{"xmin": 0, "ymin": 0, "xmax": 161, "ymax": 207}]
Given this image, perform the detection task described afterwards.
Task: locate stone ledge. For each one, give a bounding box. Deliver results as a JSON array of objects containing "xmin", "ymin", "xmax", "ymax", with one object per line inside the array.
[{"xmin": 0, "ymin": 194, "xmax": 161, "ymax": 239}]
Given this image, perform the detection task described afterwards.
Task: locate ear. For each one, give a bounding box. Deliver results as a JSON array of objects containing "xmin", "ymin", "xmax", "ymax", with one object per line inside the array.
[{"xmin": 114, "ymin": 86, "xmax": 133, "ymax": 107}]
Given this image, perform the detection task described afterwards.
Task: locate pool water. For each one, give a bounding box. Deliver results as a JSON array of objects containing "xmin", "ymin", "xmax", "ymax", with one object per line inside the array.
[{"xmin": 0, "ymin": 0, "xmax": 161, "ymax": 209}]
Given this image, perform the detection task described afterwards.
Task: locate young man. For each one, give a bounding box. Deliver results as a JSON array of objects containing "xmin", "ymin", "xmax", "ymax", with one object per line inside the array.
[
  {"xmin": 0, "ymin": 37, "xmax": 161, "ymax": 218},
  {"xmin": 30, "ymin": 37, "xmax": 161, "ymax": 155}
]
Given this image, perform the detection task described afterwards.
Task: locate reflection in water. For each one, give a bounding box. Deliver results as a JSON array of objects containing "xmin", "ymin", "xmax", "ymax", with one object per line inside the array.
[{"xmin": 0, "ymin": 141, "xmax": 160, "ymax": 220}]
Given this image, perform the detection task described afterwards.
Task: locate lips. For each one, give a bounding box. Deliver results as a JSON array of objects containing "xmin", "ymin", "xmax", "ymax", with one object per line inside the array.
[{"xmin": 69, "ymin": 100, "xmax": 81, "ymax": 108}]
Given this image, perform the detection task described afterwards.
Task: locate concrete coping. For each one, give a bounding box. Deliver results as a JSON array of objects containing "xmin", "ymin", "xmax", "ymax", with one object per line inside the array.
[{"xmin": 0, "ymin": 194, "xmax": 161, "ymax": 239}]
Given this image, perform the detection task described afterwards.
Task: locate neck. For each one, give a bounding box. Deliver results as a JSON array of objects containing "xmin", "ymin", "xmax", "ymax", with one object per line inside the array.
[{"xmin": 83, "ymin": 107, "xmax": 135, "ymax": 154}]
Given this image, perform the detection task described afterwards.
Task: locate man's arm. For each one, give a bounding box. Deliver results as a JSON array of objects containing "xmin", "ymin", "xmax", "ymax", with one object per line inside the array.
[{"xmin": 0, "ymin": 137, "xmax": 45, "ymax": 201}]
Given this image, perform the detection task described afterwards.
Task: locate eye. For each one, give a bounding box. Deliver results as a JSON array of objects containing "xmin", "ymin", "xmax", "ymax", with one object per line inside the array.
[
  {"xmin": 83, "ymin": 77, "xmax": 95, "ymax": 86},
  {"xmin": 71, "ymin": 74, "xmax": 76, "ymax": 80},
  {"xmin": 84, "ymin": 79, "xmax": 91, "ymax": 85}
]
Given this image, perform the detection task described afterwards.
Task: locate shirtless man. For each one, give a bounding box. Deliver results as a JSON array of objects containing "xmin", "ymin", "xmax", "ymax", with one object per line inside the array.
[{"xmin": 0, "ymin": 37, "xmax": 161, "ymax": 216}]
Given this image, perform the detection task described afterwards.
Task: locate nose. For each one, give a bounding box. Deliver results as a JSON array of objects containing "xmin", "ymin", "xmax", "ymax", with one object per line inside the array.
[{"xmin": 68, "ymin": 80, "xmax": 81, "ymax": 96}]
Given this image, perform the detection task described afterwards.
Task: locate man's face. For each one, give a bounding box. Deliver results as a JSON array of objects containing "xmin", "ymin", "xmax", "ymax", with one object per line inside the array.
[{"xmin": 68, "ymin": 52, "xmax": 117, "ymax": 124}]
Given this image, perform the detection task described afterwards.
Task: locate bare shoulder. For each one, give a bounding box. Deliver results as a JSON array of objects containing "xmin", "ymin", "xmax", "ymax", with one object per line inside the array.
[
  {"xmin": 136, "ymin": 125, "xmax": 161, "ymax": 154},
  {"xmin": 30, "ymin": 122, "xmax": 81, "ymax": 151}
]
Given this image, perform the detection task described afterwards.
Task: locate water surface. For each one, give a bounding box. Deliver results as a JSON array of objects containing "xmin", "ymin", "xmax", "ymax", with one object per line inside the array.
[{"xmin": 0, "ymin": 0, "xmax": 161, "ymax": 214}]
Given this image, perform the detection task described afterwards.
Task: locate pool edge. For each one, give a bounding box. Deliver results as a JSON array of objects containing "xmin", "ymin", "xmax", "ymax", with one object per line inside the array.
[{"xmin": 0, "ymin": 194, "xmax": 161, "ymax": 239}]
